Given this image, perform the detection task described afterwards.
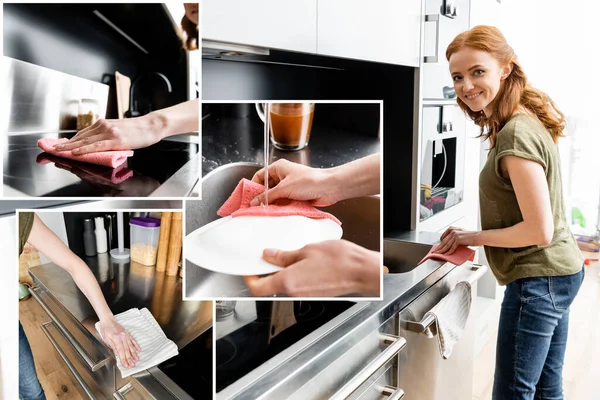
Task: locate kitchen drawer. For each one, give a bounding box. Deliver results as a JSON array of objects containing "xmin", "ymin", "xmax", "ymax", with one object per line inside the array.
[
  {"xmin": 114, "ymin": 369, "xmax": 194, "ymax": 400},
  {"xmin": 41, "ymin": 321, "xmax": 107, "ymax": 399},
  {"xmin": 288, "ymin": 317, "xmax": 406, "ymax": 400},
  {"xmin": 30, "ymin": 286, "xmax": 118, "ymax": 397}
]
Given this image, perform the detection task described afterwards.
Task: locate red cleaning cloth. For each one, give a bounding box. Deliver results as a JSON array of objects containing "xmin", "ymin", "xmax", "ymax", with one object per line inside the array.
[
  {"xmin": 418, "ymin": 244, "xmax": 476, "ymax": 266},
  {"xmin": 217, "ymin": 178, "xmax": 342, "ymax": 225},
  {"xmin": 36, "ymin": 153, "xmax": 134, "ymax": 185},
  {"xmin": 37, "ymin": 138, "xmax": 133, "ymax": 168}
]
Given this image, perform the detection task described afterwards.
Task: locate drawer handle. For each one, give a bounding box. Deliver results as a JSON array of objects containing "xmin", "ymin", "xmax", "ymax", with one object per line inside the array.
[
  {"xmin": 29, "ymin": 286, "xmax": 111, "ymax": 371},
  {"xmin": 329, "ymin": 334, "xmax": 407, "ymax": 400},
  {"xmin": 113, "ymin": 383, "xmax": 133, "ymax": 399},
  {"xmin": 382, "ymin": 385, "xmax": 405, "ymax": 400},
  {"xmin": 41, "ymin": 321, "xmax": 98, "ymax": 400},
  {"xmin": 424, "ymin": 14, "xmax": 440, "ymax": 63},
  {"xmin": 402, "ymin": 264, "xmax": 488, "ymax": 336}
]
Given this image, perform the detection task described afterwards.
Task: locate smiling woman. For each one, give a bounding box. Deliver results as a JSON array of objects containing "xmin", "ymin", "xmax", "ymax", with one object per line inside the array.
[{"xmin": 440, "ymin": 25, "xmax": 585, "ymax": 400}]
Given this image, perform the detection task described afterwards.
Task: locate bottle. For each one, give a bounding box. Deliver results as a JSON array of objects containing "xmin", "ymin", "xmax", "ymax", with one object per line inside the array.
[
  {"xmin": 95, "ymin": 217, "xmax": 108, "ymax": 254},
  {"xmin": 83, "ymin": 219, "xmax": 97, "ymax": 257}
]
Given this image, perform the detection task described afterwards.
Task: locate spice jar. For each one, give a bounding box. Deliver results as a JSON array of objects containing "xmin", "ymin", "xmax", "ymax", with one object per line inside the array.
[{"xmin": 77, "ymin": 98, "xmax": 100, "ymax": 130}]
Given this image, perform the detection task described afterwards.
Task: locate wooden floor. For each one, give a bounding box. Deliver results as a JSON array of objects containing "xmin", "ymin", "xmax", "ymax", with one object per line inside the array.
[
  {"xmin": 19, "ymin": 297, "xmax": 85, "ymax": 400},
  {"xmin": 473, "ymin": 252, "xmax": 600, "ymax": 400}
]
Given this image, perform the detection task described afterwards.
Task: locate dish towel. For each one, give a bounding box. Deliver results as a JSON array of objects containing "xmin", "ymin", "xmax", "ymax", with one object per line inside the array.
[
  {"xmin": 217, "ymin": 178, "xmax": 341, "ymax": 225},
  {"xmin": 38, "ymin": 138, "xmax": 133, "ymax": 168},
  {"xmin": 95, "ymin": 308, "xmax": 178, "ymax": 378},
  {"xmin": 418, "ymin": 244, "xmax": 475, "ymax": 266},
  {"xmin": 424, "ymin": 281, "xmax": 472, "ymax": 359}
]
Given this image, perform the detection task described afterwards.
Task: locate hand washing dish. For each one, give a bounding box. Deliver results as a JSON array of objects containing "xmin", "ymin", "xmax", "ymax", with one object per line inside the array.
[
  {"xmin": 37, "ymin": 138, "xmax": 133, "ymax": 168},
  {"xmin": 130, "ymin": 217, "xmax": 161, "ymax": 265},
  {"xmin": 185, "ymin": 178, "xmax": 343, "ymax": 276}
]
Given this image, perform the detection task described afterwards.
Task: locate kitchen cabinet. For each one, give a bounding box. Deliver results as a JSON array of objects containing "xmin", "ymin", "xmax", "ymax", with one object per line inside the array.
[
  {"xmin": 421, "ymin": 0, "xmax": 471, "ymax": 99},
  {"xmin": 202, "ymin": 0, "xmax": 317, "ymax": 53},
  {"xmin": 317, "ymin": 0, "xmax": 421, "ymax": 66}
]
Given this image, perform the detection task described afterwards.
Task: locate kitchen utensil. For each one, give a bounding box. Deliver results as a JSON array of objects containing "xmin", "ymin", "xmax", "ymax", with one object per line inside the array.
[
  {"xmin": 166, "ymin": 212, "xmax": 183, "ymax": 276},
  {"xmin": 110, "ymin": 211, "xmax": 130, "ymax": 260},
  {"xmin": 185, "ymin": 215, "xmax": 342, "ymax": 276},
  {"xmin": 115, "ymin": 71, "xmax": 131, "ymax": 119},
  {"xmin": 255, "ymin": 103, "xmax": 315, "ymax": 151},
  {"xmin": 156, "ymin": 212, "xmax": 173, "ymax": 272},
  {"xmin": 268, "ymin": 301, "xmax": 297, "ymax": 343}
]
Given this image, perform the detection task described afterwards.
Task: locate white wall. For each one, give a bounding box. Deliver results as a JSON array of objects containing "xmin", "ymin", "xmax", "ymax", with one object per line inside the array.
[
  {"xmin": 471, "ymin": 0, "xmax": 600, "ymax": 234},
  {"xmin": 36, "ymin": 212, "xmax": 69, "ymax": 264}
]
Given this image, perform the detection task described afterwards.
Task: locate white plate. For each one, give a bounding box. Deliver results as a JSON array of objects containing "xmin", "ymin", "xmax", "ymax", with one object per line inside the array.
[{"xmin": 185, "ymin": 215, "xmax": 343, "ymax": 276}]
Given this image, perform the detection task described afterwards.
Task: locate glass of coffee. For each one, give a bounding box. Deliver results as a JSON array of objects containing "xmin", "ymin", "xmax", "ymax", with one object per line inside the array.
[{"xmin": 255, "ymin": 103, "xmax": 315, "ymax": 151}]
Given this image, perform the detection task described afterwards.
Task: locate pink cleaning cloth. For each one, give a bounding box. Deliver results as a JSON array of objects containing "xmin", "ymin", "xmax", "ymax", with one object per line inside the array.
[
  {"xmin": 36, "ymin": 153, "xmax": 133, "ymax": 185},
  {"xmin": 418, "ymin": 244, "xmax": 476, "ymax": 266},
  {"xmin": 217, "ymin": 178, "xmax": 342, "ymax": 225},
  {"xmin": 38, "ymin": 138, "xmax": 133, "ymax": 168}
]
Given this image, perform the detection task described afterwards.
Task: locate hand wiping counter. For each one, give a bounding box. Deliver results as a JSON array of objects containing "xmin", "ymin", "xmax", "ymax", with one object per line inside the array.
[
  {"xmin": 95, "ymin": 308, "xmax": 178, "ymax": 378},
  {"xmin": 38, "ymin": 138, "xmax": 133, "ymax": 168}
]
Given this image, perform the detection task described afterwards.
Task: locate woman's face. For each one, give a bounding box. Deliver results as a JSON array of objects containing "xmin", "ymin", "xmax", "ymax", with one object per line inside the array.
[
  {"xmin": 449, "ymin": 48, "xmax": 511, "ymax": 116},
  {"xmin": 184, "ymin": 3, "xmax": 199, "ymax": 25}
]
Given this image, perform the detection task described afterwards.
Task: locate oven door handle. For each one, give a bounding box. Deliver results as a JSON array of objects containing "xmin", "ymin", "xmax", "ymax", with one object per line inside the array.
[
  {"xmin": 41, "ymin": 321, "xmax": 98, "ymax": 400},
  {"xmin": 329, "ymin": 333, "xmax": 407, "ymax": 400},
  {"xmin": 402, "ymin": 263, "xmax": 488, "ymax": 336}
]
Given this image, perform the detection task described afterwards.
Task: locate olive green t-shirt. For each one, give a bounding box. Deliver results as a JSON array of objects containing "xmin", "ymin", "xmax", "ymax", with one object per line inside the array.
[
  {"xmin": 19, "ymin": 212, "xmax": 34, "ymax": 256},
  {"xmin": 479, "ymin": 114, "xmax": 583, "ymax": 285}
]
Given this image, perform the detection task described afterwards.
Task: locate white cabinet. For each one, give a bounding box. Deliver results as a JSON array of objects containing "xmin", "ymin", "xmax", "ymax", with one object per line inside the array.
[
  {"xmin": 317, "ymin": 0, "xmax": 421, "ymax": 66},
  {"xmin": 202, "ymin": 0, "xmax": 317, "ymax": 53}
]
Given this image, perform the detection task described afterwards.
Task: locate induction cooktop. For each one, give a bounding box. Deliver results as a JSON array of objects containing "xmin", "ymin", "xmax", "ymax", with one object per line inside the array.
[{"xmin": 3, "ymin": 133, "xmax": 199, "ymax": 197}]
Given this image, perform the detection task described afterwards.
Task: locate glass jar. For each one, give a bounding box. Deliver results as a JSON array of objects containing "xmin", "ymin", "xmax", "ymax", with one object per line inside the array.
[{"xmin": 77, "ymin": 98, "xmax": 100, "ymax": 130}]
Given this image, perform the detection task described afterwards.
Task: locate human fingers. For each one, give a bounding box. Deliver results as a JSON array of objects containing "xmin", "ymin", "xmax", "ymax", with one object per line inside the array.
[
  {"xmin": 71, "ymin": 139, "xmax": 120, "ymax": 155},
  {"xmin": 261, "ymin": 247, "xmax": 307, "ymax": 267}
]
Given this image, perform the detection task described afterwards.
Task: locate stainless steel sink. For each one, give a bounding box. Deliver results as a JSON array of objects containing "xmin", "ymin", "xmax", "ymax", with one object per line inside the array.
[
  {"xmin": 186, "ymin": 162, "xmax": 380, "ymax": 297},
  {"xmin": 383, "ymin": 239, "xmax": 433, "ymax": 274}
]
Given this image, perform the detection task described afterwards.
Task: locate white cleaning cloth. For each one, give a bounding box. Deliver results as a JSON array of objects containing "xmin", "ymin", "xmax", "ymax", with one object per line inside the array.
[
  {"xmin": 95, "ymin": 307, "xmax": 178, "ymax": 378},
  {"xmin": 425, "ymin": 281, "xmax": 472, "ymax": 359}
]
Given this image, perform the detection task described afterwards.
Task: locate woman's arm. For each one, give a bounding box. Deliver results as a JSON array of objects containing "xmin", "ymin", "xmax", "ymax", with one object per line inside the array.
[
  {"xmin": 477, "ymin": 155, "xmax": 554, "ymax": 247},
  {"xmin": 55, "ymin": 99, "xmax": 199, "ymax": 154},
  {"xmin": 437, "ymin": 155, "xmax": 554, "ymax": 254},
  {"xmin": 27, "ymin": 214, "xmax": 140, "ymax": 367}
]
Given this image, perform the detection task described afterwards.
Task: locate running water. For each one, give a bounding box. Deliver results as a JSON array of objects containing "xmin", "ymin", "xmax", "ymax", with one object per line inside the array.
[{"xmin": 263, "ymin": 102, "xmax": 270, "ymax": 207}]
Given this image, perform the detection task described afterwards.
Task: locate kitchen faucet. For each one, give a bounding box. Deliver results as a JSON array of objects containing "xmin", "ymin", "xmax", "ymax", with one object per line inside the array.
[{"xmin": 125, "ymin": 72, "xmax": 172, "ymax": 118}]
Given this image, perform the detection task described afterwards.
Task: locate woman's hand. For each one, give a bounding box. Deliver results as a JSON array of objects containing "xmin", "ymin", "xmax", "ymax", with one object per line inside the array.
[
  {"xmin": 54, "ymin": 114, "xmax": 167, "ymax": 154},
  {"xmin": 98, "ymin": 317, "xmax": 141, "ymax": 368},
  {"xmin": 249, "ymin": 159, "xmax": 340, "ymax": 207},
  {"xmin": 436, "ymin": 227, "xmax": 481, "ymax": 255},
  {"xmin": 243, "ymin": 240, "xmax": 381, "ymax": 297}
]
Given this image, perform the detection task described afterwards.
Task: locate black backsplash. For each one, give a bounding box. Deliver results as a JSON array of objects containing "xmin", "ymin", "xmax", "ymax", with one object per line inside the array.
[
  {"xmin": 203, "ymin": 54, "xmax": 416, "ymax": 234},
  {"xmin": 3, "ymin": 3, "xmax": 188, "ymax": 118}
]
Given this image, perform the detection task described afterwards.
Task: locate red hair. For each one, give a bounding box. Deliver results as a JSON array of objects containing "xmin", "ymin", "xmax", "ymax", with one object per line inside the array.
[{"xmin": 446, "ymin": 25, "xmax": 565, "ymax": 147}]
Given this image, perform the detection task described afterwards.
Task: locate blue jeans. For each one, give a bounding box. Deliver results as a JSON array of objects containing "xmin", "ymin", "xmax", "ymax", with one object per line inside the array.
[
  {"xmin": 19, "ymin": 322, "xmax": 46, "ymax": 400},
  {"xmin": 493, "ymin": 267, "xmax": 585, "ymax": 400}
]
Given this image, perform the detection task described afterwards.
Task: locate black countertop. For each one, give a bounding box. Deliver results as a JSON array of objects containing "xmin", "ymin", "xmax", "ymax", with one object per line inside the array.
[{"xmin": 202, "ymin": 114, "xmax": 380, "ymax": 175}]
